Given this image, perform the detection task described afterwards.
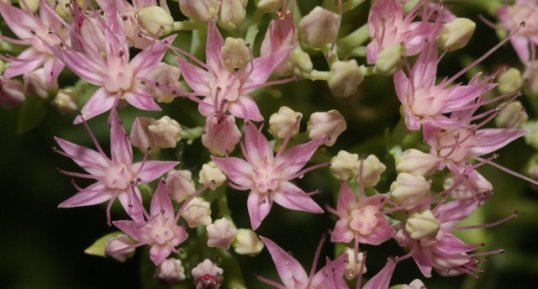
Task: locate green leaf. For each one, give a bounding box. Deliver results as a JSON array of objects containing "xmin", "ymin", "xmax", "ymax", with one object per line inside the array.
[
  {"xmin": 16, "ymin": 96, "xmax": 48, "ymax": 135},
  {"xmin": 84, "ymin": 231, "xmax": 124, "ymax": 257}
]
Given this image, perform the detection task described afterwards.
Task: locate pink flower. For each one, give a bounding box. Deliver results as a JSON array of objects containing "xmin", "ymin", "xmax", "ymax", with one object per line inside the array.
[
  {"xmin": 212, "ymin": 123, "xmax": 324, "ymax": 230},
  {"xmin": 259, "ymin": 237, "xmax": 347, "ymax": 289},
  {"xmin": 49, "ymin": 2, "xmax": 176, "ymax": 123},
  {"xmin": 177, "ymin": 20, "xmax": 291, "ymax": 121},
  {"xmin": 331, "ymin": 182, "xmax": 394, "ymax": 246},
  {"xmin": 113, "ymin": 180, "xmax": 188, "ymax": 265},
  {"xmin": 0, "ymin": 1, "xmax": 65, "ymax": 83},
  {"xmin": 362, "ymin": 258, "xmax": 397, "ymax": 289},
  {"xmin": 55, "ymin": 110, "xmax": 178, "ymax": 223},
  {"xmin": 498, "ymin": 0, "xmax": 538, "ymax": 62}
]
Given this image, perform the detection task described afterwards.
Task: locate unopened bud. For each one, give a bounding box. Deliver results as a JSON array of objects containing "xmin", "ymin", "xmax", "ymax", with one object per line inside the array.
[
  {"xmin": 221, "ymin": 37, "xmax": 251, "ymax": 70},
  {"xmin": 298, "ymin": 7, "xmax": 339, "ymax": 48},
  {"xmin": 105, "ymin": 234, "xmax": 136, "ymax": 262},
  {"xmin": 390, "ymin": 173, "xmax": 430, "ymax": 210},
  {"xmin": 359, "ymin": 155, "xmax": 386, "ymax": 187},
  {"xmin": 53, "ymin": 88, "xmax": 78, "ymax": 114},
  {"xmin": 131, "ymin": 116, "xmax": 182, "ymax": 151},
  {"xmin": 495, "ymin": 101, "xmax": 528, "ymax": 128},
  {"xmin": 155, "ymin": 258, "xmax": 186, "ymax": 283},
  {"xmin": 199, "ymin": 161, "xmax": 227, "ymax": 190},
  {"xmin": 233, "ymin": 229, "xmax": 264, "ymax": 256},
  {"xmin": 390, "ymin": 279, "xmax": 427, "ymax": 289},
  {"xmin": 202, "ymin": 114, "xmax": 241, "ymax": 156},
  {"xmin": 257, "ymin": 0, "xmax": 282, "ymax": 12},
  {"xmin": 0, "ymin": 78, "xmax": 25, "ymax": 109},
  {"xmin": 192, "ymin": 259, "xmax": 224, "ymax": 289},
  {"xmin": 330, "ymin": 150, "xmax": 360, "ymax": 181},
  {"xmin": 307, "ymin": 110, "xmax": 347, "ymax": 146},
  {"xmin": 498, "ymin": 68, "xmax": 523, "ymax": 94},
  {"xmin": 437, "ymin": 18, "xmax": 475, "ymax": 51},
  {"xmin": 525, "ymin": 121, "xmax": 538, "ymax": 150},
  {"xmin": 21, "ymin": 0, "xmax": 40, "ymax": 13},
  {"xmin": 165, "ymin": 170, "xmax": 196, "ymax": 203},
  {"xmin": 49, "ymin": 0, "xmax": 73, "ymax": 21},
  {"xmin": 328, "ymin": 59, "xmax": 364, "ymax": 97},
  {"xmin": 137, "ymin": 6, "xmax": 174, "ymax": 35},
  {"xmin": 344, "ymin": 248, "xmax": 367, "ymax": 280},
  {"xmin": 179, "ymin": 0, "xmax": 218, "ymax": 22},
  {"xmin": 525, "ymin": 60, "xmax": 538, "ymax": 96},
  {"xmin": 289, "ymin": 47, "xmax": 313, "ymax": 76},
  {"xmin": 218, "ymin": 0, "xmax": 247, "ymax": 31},
  {"xmin": 182, "ymin": 197, "xmax": 212, "ymax": 228},
  {"xmin": 405, "ymin": 210, "xmax": 440, "ymax": 240},
  {"xmin": 269, "ymin": 106, "xmax": 302, "ymax": 139},
  {"xmin": 147, "ymin": 63, "xmax": 181, "ymax": 103},
  {"xmin": 24, "ymin": 68, "xmax": 58, "ymax": 99},
  {"xmin": 375, "ymin": 44, "xmax": 405, "ymax": 75},
  {"xmin": 206, "ymin": 218, "xmax": 237, "ymax": 249},
  {"xmin": 396, "ymin": 149, "xmax": 440, "ymax": 176}
]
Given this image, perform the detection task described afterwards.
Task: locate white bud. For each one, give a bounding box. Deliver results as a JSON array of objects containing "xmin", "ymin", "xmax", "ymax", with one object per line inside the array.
[
  {"xmin": 307, "ymin": 110, "xmax": 347, "ymax": 146},
  {"xmin": 179, "ymin": 0, "xmax": 218, "ymax": 22},
  {"xmin": 23, "ymin": 68, "xmax": 58, "ymax": 99},
  {"xmin": 359, "ymin": 155, "xmax": 386, "ymax": 187},
  {"xmin": 257, "ymin": 0, "xmax": 282, "ymax": 12},
  {"xmin": 328, "ymin": 60, "xmax": 364, "ymax": 97},
  {"xmin": 0, "ymin": 78, "xmax": 25, "ymax": 109},
  {"xmin": 155, "ymin": 258, "xmax": 186, "ymax": 283},
  {"xmin": 165, "ymin": 170, "xmax": 196, "ymax": 203},
  {"xmin": 233, "ymin": 229, "xmax": 264, "ymax": 256},
  {"xmin": 289, "ymin": 47, "xmax": 313, "ymax": 76},
  {"xmin": 396, "ymin": 149, "xmax": 440, "ymax": 176},
  {"xmin": 192, "ymin": 259, "xmax": 223, "ymax": 289},
  {"xmin": 298, "ymin": 7, "xmax": 339, "ymax": 48},
  {"xmin": 199, "ymin": 161, "xmax": 227, "ymax": 190},
  {"xmin": 405, "ymin": 210, "xmax": 440, "ymax": 240},
  {"xmin": 330, "ymin": 150, "xmax": 360, "ymax": 181},
  {"xmin": 525, "ymin": 121, "xmax": 538, "ymax": 150},
  {"xmin": 147, "ymin": 63, "xmax": 181, "ymax": 103},
  {"xmin": 218, "ymin": 0, "xmax": 247, "ymax": 31},
  {"xmin": 498, "ymin": 68, "xmax": 523, "ymax": 94},
  {"xmin": 182, "ymin": 197, "xmax": 212, "ymax": 228},
  {"xmin": 21, "ymin": 0, "xmax": 40, "ymax": 13},
  {"xmin": 202, "ymin": 114, "xmax": 241, "ymax": 156},
  {"xmin": 407, "ymin": 279, "xmax": 427, "ymax": 289},
  {"xmin": 269, "ymin": 106, "xmax": 302, "ymax": 139},
  {"xmin": 206, "ymin": 218, "xmax": 237, "ymax": 249},
  {"xmin": 53, "ymin": 88, "xmax": 78, "ymax": 114},
  {"xmin": 495, "ymin": 101, "xmax": 528, "ymax": 128},
  {"xmin": 148, "ymin": 116, "xmax": 182, "ymax": 148},
  {"xmin": 137, "ymin": 6, "xmax": 174, "ymax": 35},
  {"xmin": 221, "ymin": 37, "xmax": 251, "ymax": 70},
  {"xmin": 390, "ymin": 173, "xmax": 430, "ymax": 210},
  {"xmin": 375, "ymin": 44, "xmax": 405, "ymax": 75},
  {"xmin": 525, "ymin": 60, "xmax": 538, "ymax": 96},
  {"xmin": 437, "ymin": 18, "xmax": 476, "ymax": 51},
  {"xmin": 105, "ymin": 234, "xmax": 136, "ymax": 262},
  {"xmin": 344, "ymin": 248, "xmax": 366, "ymax": 280}
]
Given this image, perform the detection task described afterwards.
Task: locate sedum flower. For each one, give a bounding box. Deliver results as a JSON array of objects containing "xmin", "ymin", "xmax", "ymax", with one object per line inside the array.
[
  {"xmin": 212, "ymin": 123, "xmax": 324, "ymax": 229},
  {"xmin": 165, "ymin": 169, "xmax": 196, "ymax": 203},
  {"xmin": 307, "ymin": 110, "xmax": 347, "ymax": 146},
  {"xmin": 155, "ymin": 258, "xmax": 186, "ymax": 283},
  {"xmin": 330, "ymin": 150, "xmax": 360, "ymax": 181},
  {"xmin": 105, "ymin": 234, "xmax": 136, "ymax": 262},
  {"xmin": 136, "ymin": 6, "xmax": 174, "ymax": 36},
  {"xmin": 298, "ymin": 7, "xmax": 339, "ymax": 48},
  {"xmin": 192, "ymin": 259, "xmax": 224, "ymax": 289},
  {"xmin": 201, "ymin": 113, "xmax": 241, "ymax": 156},
  {"xmin": 328, "ymin": 59, "xmax": 364, "ymax": 97},
  {"xmin": 206, "ymin": 218, "xmax": 237, "ymax": 249},
  {"xmin": 437, "ymin": 18, "xmax": 476, "ymax": 51},
  {"xmin": 233, "ymin": 229, "xmax": 264, "ymax": 256},
  {"xmin": 390, "ymin": 173, "xmax": 431, "ymax": 211},
  {"xmin": 199, "ymin": 161, "xmax": 227, "ymax": 190},
  {"xmin": 268, "ymin": 106, "xmax": 302, "ymax": 139},
  {"xmin": 130, "ymin": 116, "xmax": 182, "ymax": 151},
  {"xmin": 498, "ymin": 0, "xmax": 538, "ymax": 62},
  {"xmin": 0, "ymin": 78, "xmax": 25, "ymax": 109},
  {"xmin": 181, "ymin": 197, "xmax": 212, "ymax": 228}
]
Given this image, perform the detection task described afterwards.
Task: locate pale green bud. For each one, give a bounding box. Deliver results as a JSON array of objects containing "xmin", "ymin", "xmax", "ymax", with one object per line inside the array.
[
  {"xmin": 396, "ymin": 149, "xmax": 440, "ymax": 176},
  {"xmin": 218, "ymin": 0, "xmax": 247, "ymax": 31},
  {"xmin": 289, "ymin": 47, "xmax": 313, "ymax": 76},
  {"xmin": 199, "ymin": 161, "xmax": 227, "ymax": 190},
  {"xmin": 233, "ymin": 229, "xmax": 264, "ymax": 256},
  {"xmin": 524, "ymin": 121, "xmax": 538, "ymax": 150},
  {"xmin": 390, "ymin": 173, "xmax": 430, "ymax": 210},
  {"xmin": 495, "ymin": 101, "xmax": 528, "ymax": 128},
  {"xmin": 437, "ymin": 18, "xmax": 476, "ymax": 51},
  {"xmin": 405, "ymin": 210, "xmax": 440, "ymax": 240},
  {"xmin": 525, "ymin": 60, "xmax": 538, "ymax": 96},
  {"xmin": 269, "ymin": 106, "xmax": 302, "ymax": 139},
  {"xmin": 359, "ymin": 155, "xmax": 386, "ymax": 187},
  {"xmin": 179, "ymin": 0, "xmax": 218, "ymax": 22},
  {"xmin": 21, "ymin": 0, "xmax": 39, "ymax": 13},
  {"xmin": 498, "ymin": 68, "xmax": 523, "ymax": 94},
  {"xmin": 137, "ymin": 6, "xmax": 174, "ymax": 35},
  {"xmin": 182, "ymin": 197, "xmax": 212, "ymax": 227},
  {"xmin": 307, "ymin": 110, "xmax": 347, "ymax": 146},
  {"xmin": 221, "ymin": 37, "xmax": 251, "ymax": 70},
  {"xmin": 298, "ymin": 7, "xmax": 339, "ymax": 48},
  {"xmin": 328, "ymin": 59, "xmax": 364, "ymax": 97},
  {"xmin": 343, "ymin": 248, "xmax": 366, "ymax": 280},
  {"xmin": 257, "ymin": 0, "xmax": 282, "ymax": 12},
  {"xmin": 375, "ymin": 44, "xmax": 405, "ymax": 75},
  {"xmin": 53, "ymin": 88, "xmax": 78, "ymax": 114},
  {"xmin": 330, "ymin": 150, "xmax": 360, "ymax": 181}
]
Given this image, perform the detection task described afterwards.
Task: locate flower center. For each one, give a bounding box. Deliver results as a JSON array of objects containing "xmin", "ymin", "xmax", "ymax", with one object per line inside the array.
[
  {"xmin": 410, "ymin": 86, "xmax": 447, "ymax": 117},
  {"xmin": 103, "ymin": 58, "xmax": 134, "ymax": 93},
  {"xmin": 435, "ymin": 129, "xmax": 474, "ymax": 162},
  {"xmin": 252, "ymin": 164, "xmax": 279, "ymax": 194},
  {"xmin": 349, "ymin": 205, "xmax": 380, "ymax": 236},
  {"xmin": 103, "ymin": 164, "xmax": 133, "ymax": 190},
  {"xmin": 509, "ymin": 4, "xmax": 538, "ymax": 36},
  {"xmin": 146, "ymin": 215, "xmax": 183, "ymax": 246}
]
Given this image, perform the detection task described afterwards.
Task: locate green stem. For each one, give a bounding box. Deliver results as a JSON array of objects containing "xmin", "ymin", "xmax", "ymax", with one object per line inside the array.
[
  {"xmin": 190, "ymin": 25, "xmax": 207, "ymax": 58},
  {"xmin": 338, "ymin": 24, "xmax": 370, "ymax": 50},
  {"xmin": 305, "ymin": 70, "xmax": 331, "ymax": 81},
  {"xmin": 245, "ymin": 10, "xmax": 265, "ymax": 47},
  {"xmin": 172, "ymin": 20, "xmax": 201, "ymax": 32},
  {"xmin": 324, "ymin": 0, "xmax": 367, "ymax": 13}
]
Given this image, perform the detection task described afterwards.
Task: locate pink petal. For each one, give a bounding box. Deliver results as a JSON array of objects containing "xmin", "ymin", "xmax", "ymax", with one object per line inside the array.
[
  {"xmin": 206, "ymin": 21, "xmax": 224, "ymax": 73},
  {"xmin": 54, "ymin": 136, "xmax": 109, "ymax": 175},
  {"xmin": 240, "ymin": 48, "xmax": 291, "ymax": 91},
  {"xmin": 124, "ymin": 90, "xmax": 161, "ymax": 111},
  {"xmin": 411, "ymin": 42, "xmax": 438, "ymax": 89},
  {"xmin": 113, "ymin": 220, "xmax": 146, "ymax": 242},
  {"xmin": 276, "ymin": 138, "xmax": 323, "ymax": 179},
  {"xmin": 243, "ymin": 122, "xmax": 274, "ymax": 166},
  {"xmin": 273, "ymin": 182, "xmax": 323, "ymax": 213},
  {"xmin": 260, "ymin": 237, "xmax": 309, "ymax": 289},
  {"xmin": 434, "ymin": 198, "xmax": 478, "ymax": 225},
  {"xmin": 118, "ymin": 187, "xmax": 144, "ymax": 223},
  {"xmin": 150, "ymin": 181, "xmax": 174, "ymax": 218},
  {"xmin": 247, "ymin": 192, "xmax": 273, "ymax": 230},
  {"xmin": 363, "ymin": 258, "xmax": 397, "ymax": 289},
  {"xmin": 470, "ymin": 128, "xmax": 526, "ymax": 156},
  {"xmin": 311, "ymin": 255, "xmax": 347, "ymax": 289},
  {"xmin": 130, "ymin": 35, "xmax": 176, "ymax": 77},
  {"xmin": 2, "ymin": 48, "xmax": 44, "ymax": 79},
  {"xmin": 150, "ymin": 244, "xmax": 172, "ymax": 265},
  {"xmin": 43, "ymin": 57, "xmax": 65, "ymax": 84},
  {"xmin": 393, "ymin": 70, "xmax": 410, "ymax": 104},
  {"xmin": 58, "ymin": 182, "xmax": 112, "ymax": 208},
  {"xmin": 0, "ymin": 1, "xmax": 40, "ymax": 39},
  {"xmin": 176, "ymin": 57, "xmax": 211, "ymax": 95},
  {"xmin": 211, "ymin": 156, "xmax": 253, "ymax": 189},
  {"xmin": 510, "ymin": 35, "xmax": 530, "ymax": 63},
  {"xmin": 133, "ymin": 160, "xmax": 179, "ymax": 183},
  {"xmin": 52, "ymin": 48, "xmax": 104, "ymax": 85},
  {"xmin": 412, "ymin": 248, "xmax": 433, "ymax": 278},
  {"xmin": 336, "ymin": 182, "xmax": 356, "ymax": 213},
  {"xmin": 74, "ymin": 88, "xmax": 116, "ymax": 124},
  {"xmin": 228, "ymin": 96, "xmax": 264, "ymax": 121},
  {"xmin": 109, "ymin": 109, "xmax": 133, "ymax": 165},
  {"xmin": 330, "ymin": 219, "xmax": 354, "ymax": 243}
]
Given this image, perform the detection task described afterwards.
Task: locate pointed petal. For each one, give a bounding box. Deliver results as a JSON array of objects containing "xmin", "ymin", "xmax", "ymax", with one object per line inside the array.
[
  {"xmin": 470, "ymin": 128, "xmax": 526, "ymax": 156},
  {"xmin": 206, "ymin": 21, "xmax": 224, "ymax": 73},
  {"xmin": 59, "ymin": 182, "xmax": 112, "ymax": 208},
  {"xmin": 330, "ymin": 219, "xmax": 354, "ymax": 243},
  {"xmin": 240, "ymin": 48, "xmax": 291, "ymax": 91},
  {"xmin": 510, "ymin": 36, "xmax": 530, "ymax": 63},
  {"xmin": 434, "ymin": 198, "xmax": 478, "ymax": 225},
  {"xmin": 51, "ymin": 47, "xmax": 104, "ymax": 85},
  {"xmin": 109, "ymin": 109, "xmax": 133, "ymax": 165},
  {"xmin": 150, "ymin": 181, "xmax": 174, "ymax": 218},
  {"xmin": 113, "ymin": 220, "xmax": 146, "ymax": 242},
  {"xmin": 150, "ymin": 245, "xmax": 172, "ymax": 265},
  {"xmin": 228, "ymin": 96, "xmax": 264, "ymax": 121},
  {"xmin": 411, "ymin": 42, "xmax": 438, "ymax": 89},
  {"xmin": 176, "ymin": 57, "xmax": 211, "ymax": 95},
  {"xmin": 55, "ymin": 136, "xmax": 109, "ymax": 174},
  {"xmin": 247, "ymin": 192, "xmax": 272, "ymax": 230},
  {"xmin": 276, "ymin": 138, "xmax": 323, "ymax": 178},
  {"xmin": 337, "ymin": 182, "xmax": 356, "ymax": 213},
  {"xmin": 311, "ymin": 255, "xmax": 347, "ymax": 289},
  {"xmin": 0, "ymin": 1, "xmax": 40, "ymax": 39},
  {"xmin": 43, "ymin": 57, "xmax": 65, "ymax": 84},
  {"xmin": 260, "ymin": 237, "xmax": 309, "ymax": 289},
  {"xmin": 243, "ymin": 122, "xmax": 274, "ymax": 166},
  {"xmin": 74, "ymin": 88, "xmax": 115, "ymax": 124},
  {"xmin": 211, "ymin": 156, "xmax": 253, "ymax": 189},
  {"xmin": 130, "ymin": 35, "xmax": 176, "ymax": 77},
  {"xmin": 273, "ymin": 182, "xmax": 323, "ymax": 213},
  {"xmin": 362, "ymin": 258, "xmax": 397, "ymax": 289},
  {"xmin": 124, "ymin": 90, "xmax": 161, "ymax": 111},
  {"xmin": 393, "ymin": 69, "xmax": 410, "ymax": 104},
  {"xmin": 3, "ymin": 48, "xmax": 44, "ymax": 79},
  {"xmin": 133, "ymin": 160, "xmax": 178, "ymax": 183},
  {"xmin": 118, "ymin": 187, "xmax": 145, "ymax": 223}
]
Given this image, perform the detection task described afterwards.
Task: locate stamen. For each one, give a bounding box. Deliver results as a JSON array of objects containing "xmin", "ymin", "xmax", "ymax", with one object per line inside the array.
[
  {"xmin": 79, "ymin": 113, "xmax": 109, "ymax": 159},
  {"xmin": 255, "ymin": 274, "xmax": 286, "ymax": 289},
  {"xmin": 175, "ymin": 185, "xmax": 210, "ymax": 222},
  {"xmin": 474, "ymin": 156, "xmax": 538, "ymax": 186},
  {"xmin": 453, "ymin": 211, "xmax": 518, "ymax": 231},
  {"xmin": 309, "ymin": 234, "xmax": 326, "ymax": 278}
]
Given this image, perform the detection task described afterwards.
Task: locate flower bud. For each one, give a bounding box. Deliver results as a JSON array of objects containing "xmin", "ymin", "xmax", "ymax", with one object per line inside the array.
[
  {"xmin": 21, "ymin": 0, "xmax": 40, "ymax": 13},
  {"xmin": 105, "ymin": 234, "xmax": 136, "ymax": 262},
  {"xmin": 360, "ymin": 155, "xmax": 387, "ymax": 187},
  {"xmin": 390, "ymin": 173, "xmax": 430, "ymax": 210},
  {"xmin": 396, "ymin": 149, "xmax": 440, "ymax": 176},
  {"xmin": 525, "ymin": 60, "xmax": 538, "ymax": 96},
  {"xmin": 289, "ymin": 47, "xmax": 313, "ymax": 76},
  {"xmin": 166, "ymin": 170, "xmax": 196, "ymax": 203},
  {"xmin": 218, "ymin": 0, "xmax": 247, "ymax": 31},
  {"xmin": 328, "ymin": 59, "xmax": 364, "ymax": 97},
  {"xmin": 437, "ymin": 18, "xmax": 475, "ymax": 51},
  {"xmin": 202, "ymin": 114, "xmax": 241, "ymax": 156},
  {"xmin": 344, "ymin": 248, "xmax": 367, "ymax": 280},
  {"xmin": 443, "ymin": 172, "xmax": 493, "ymax": 200},
  {"xmin": 498, "ymin": 68, "xmax": 523, "ymax": 94},
  {"xmin": 206, "ymin": 218, "xmax": 237, "ymax": 249},
  {"xmin": 298, "ymin": 7, "xmax": 339, "ymax": 48},
  {"xmin": 257, "ymin": 0, "xmax": 282, "ymax": 12},
  {"xmin": 147, "ymin": 63, "xmax": 181, "ymax": 103},
  {"xmin": 307, "ymin": 110, "xmax": 347, "ymax": 146},
  {"xmin": 221, "ymin": 37, "xmax": 251, "ymax": 70},
  {"xmin": 179, "ymin": 0, "xmax": 218, "ymax": 22},
  {"xmin": 49, "ymin": 0, "xmax": 73, "ymax": 21},
  {"xmin": 405, "ymin": 210, "xmax": 440, "ymax": 240},
  {"xmin": 131, "ymin": 116, "xmax": 182, "ymax": 151},
  {"xmin": 330, "ymin": 150, "xmax": 360, "ymax": 181},
  {"xmin": 53, "ymin": 88, "xmax": 78, "ymax": 114},
  {"xmin": 375, "ymin": 44, "xmax": 405, "ymax": 75},
  {"xmin": 495, "ymin": 101, "xmax": 528, "ymax": 128},
  {"xmin": 155, "ymin": 258, "xmax": 186, "ymax": 283},
  {"xmin": 233, "ymin": 229, "xmax": 264, "ymax": 256},
  {"xmin": 269, "ymin": 106, "xmax": 302, "ymax": 139},
  {"xmin": 137, "ymin": 6, "xmax": 174, "ymax": 35},
  {"xmin": 391, "ymin": 279, "xmax": 427, "ymax": 289},
  {"xmin": 23, "ymin": 68, "xmax": 58, "ymax": 99},
  {"xmin": 199, "ymin": 161, "xmax": 227, "ymax": 190},
  {"xmin": 192, "ymin": 259, "xmax": 223, "ymax": 289},
  {"xmin": 0, "ymin": 78, "xmax": 25, "ymax": 109},
  {"xmin": 181, "ymin": 197, "xmax": 212, "ymax": 228}
]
